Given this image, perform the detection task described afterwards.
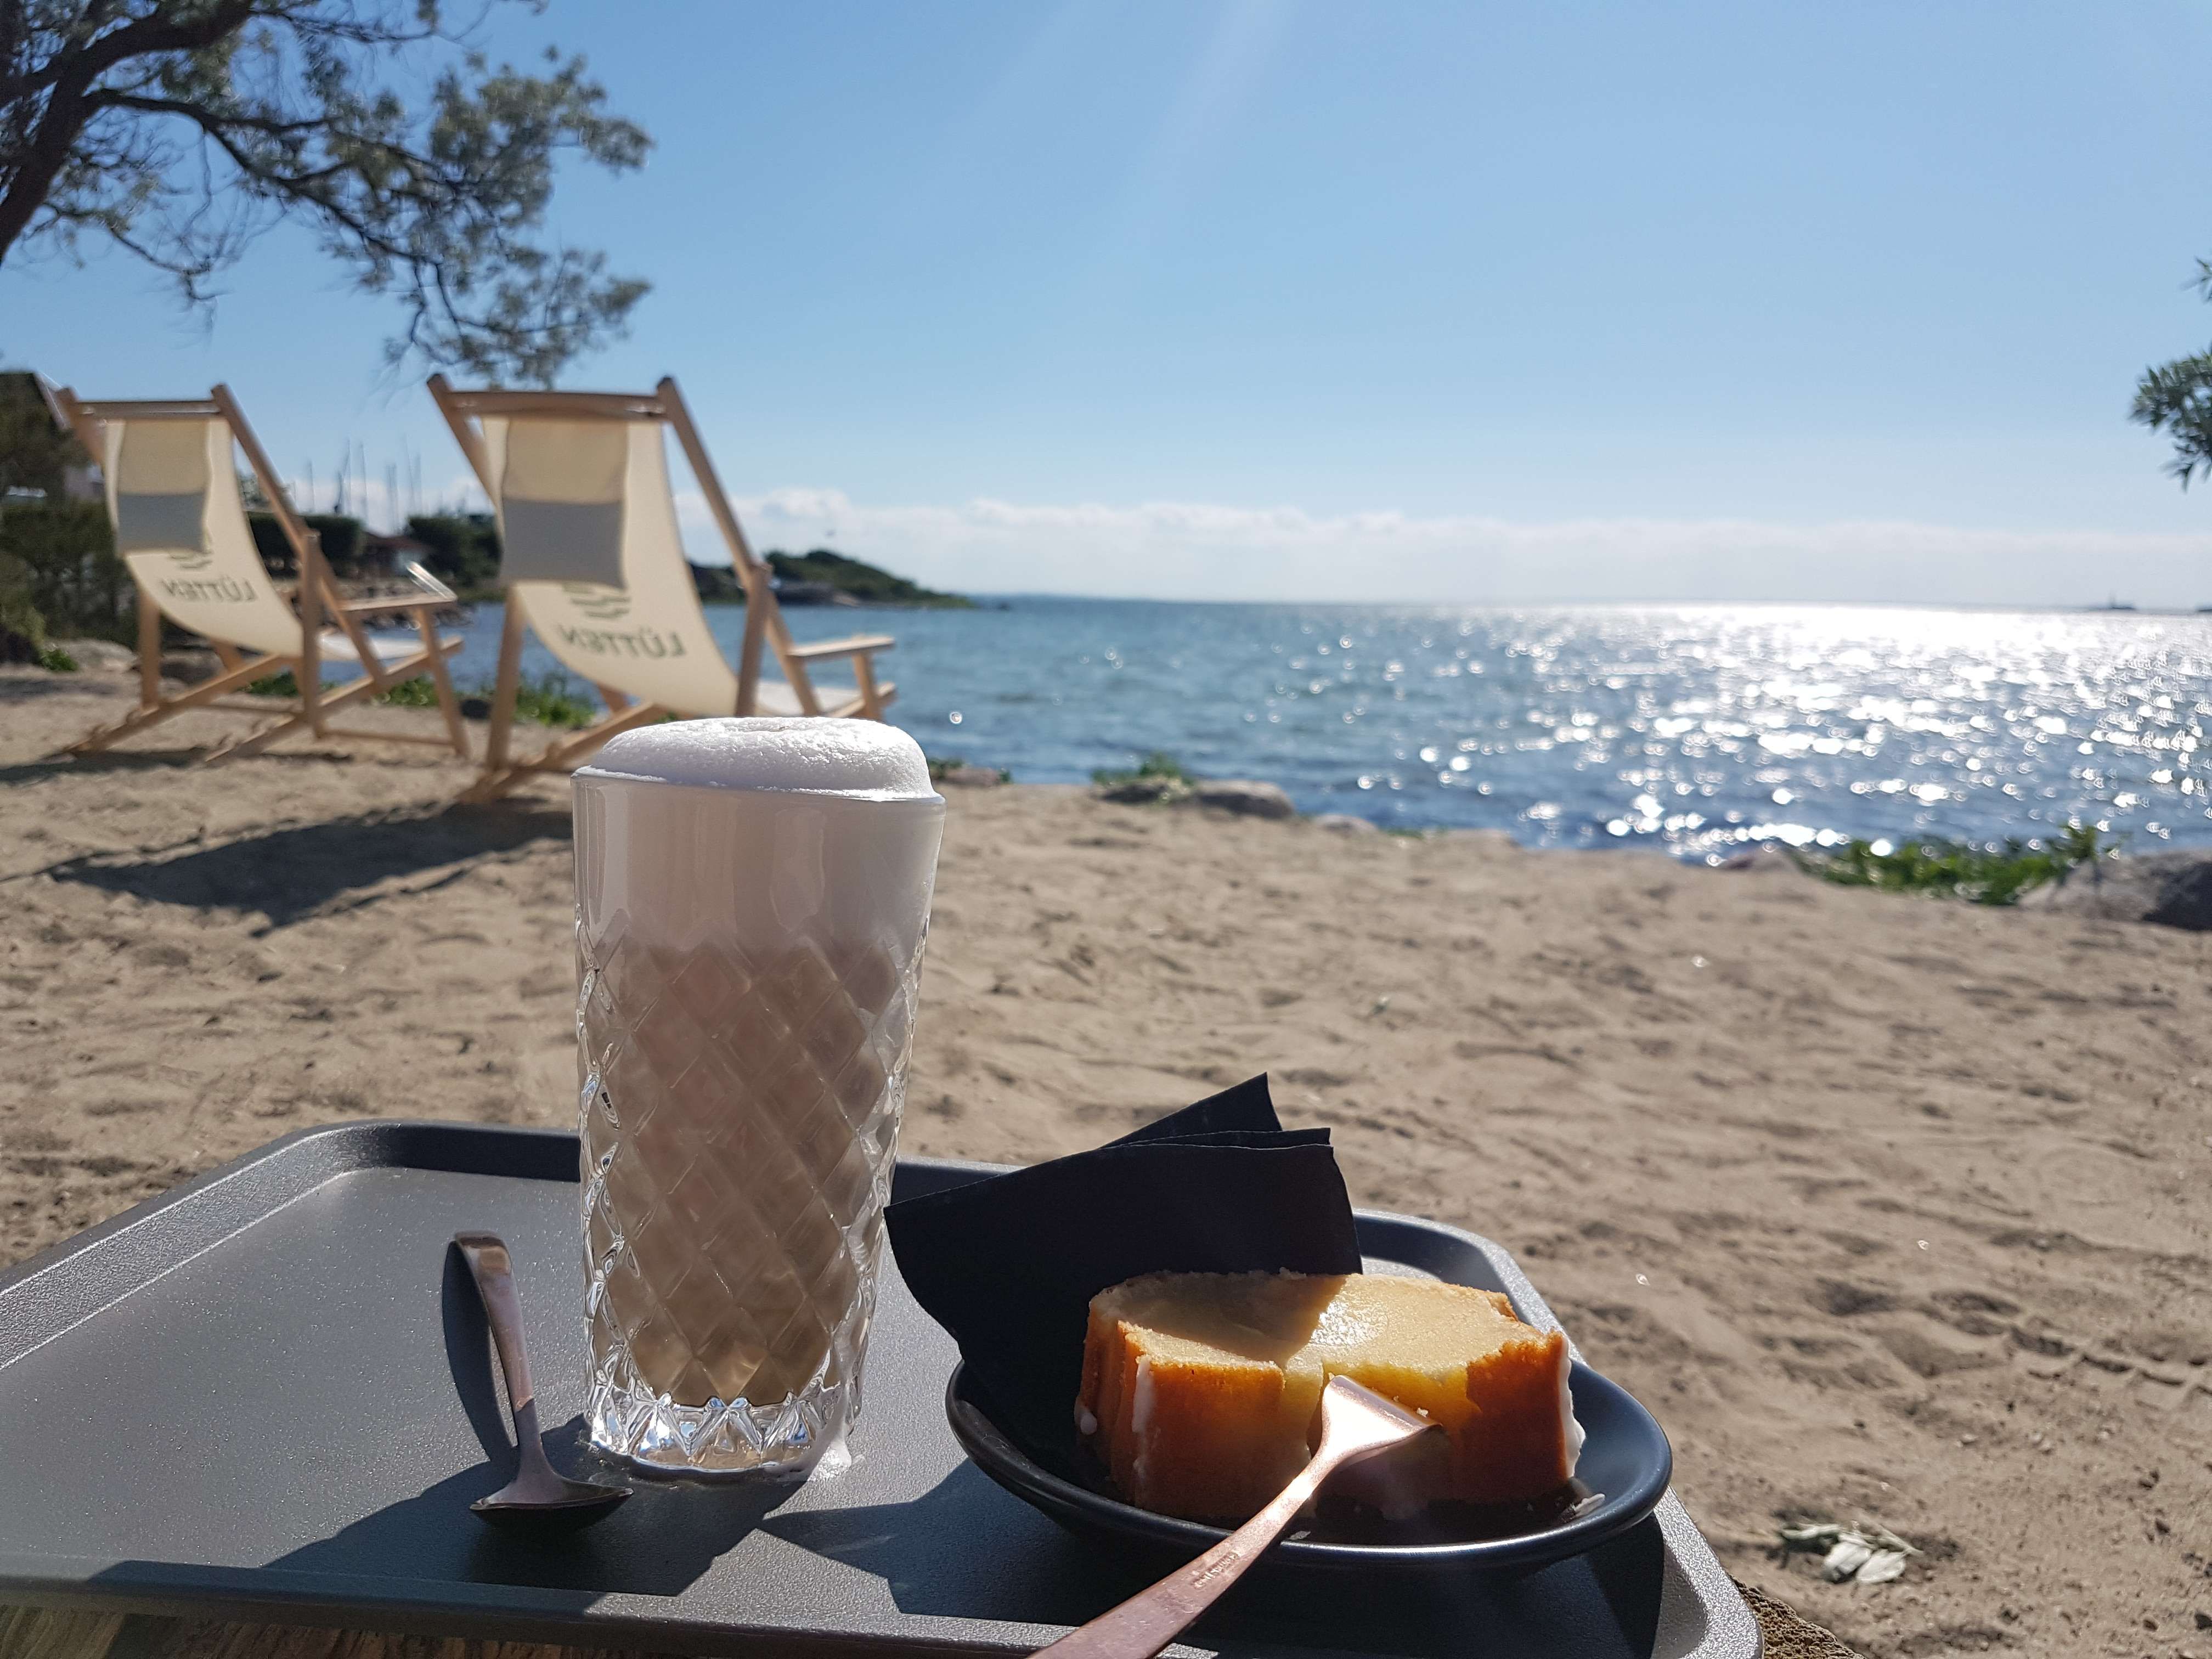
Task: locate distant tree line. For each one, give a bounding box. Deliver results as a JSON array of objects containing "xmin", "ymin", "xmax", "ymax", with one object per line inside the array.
[
  {"xmin": 692, "ymin": 549, "xmax": 973, "ymax": 608},
  {"xmin": 765, "ymin": 548, "xmax": 972, "ymax": 607}
]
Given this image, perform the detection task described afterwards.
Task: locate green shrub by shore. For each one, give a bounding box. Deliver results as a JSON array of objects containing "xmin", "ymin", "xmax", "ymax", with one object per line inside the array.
[
  {"xmin": 1091, "ymin": 751, "xmax": 1197, "ymax": 788},
  {"xmin": 927, "ymin": 753, "xmax": 1012, "ymax": 782},
  {"xmin": 246, "ymin": 668, "xmax": 597, "ymax": 729},
  {"xmin": 1793, "ymin": 822, "xmax": 2109, "ymax": 905},
  {"xmin": 0, "ymin": 502, "xmax": 133, "ymax": 644}
]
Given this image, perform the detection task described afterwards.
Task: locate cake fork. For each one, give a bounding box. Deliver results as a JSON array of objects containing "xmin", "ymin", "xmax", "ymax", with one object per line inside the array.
[{"xmin": 1033, "ymin": 1376, "xmax": 1435, "ymax": 1658}]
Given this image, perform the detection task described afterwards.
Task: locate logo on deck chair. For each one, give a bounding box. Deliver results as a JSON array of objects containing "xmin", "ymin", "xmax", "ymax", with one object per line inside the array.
[
  {"xmin": 563, "ymin": 583, "xmax": 633, "ymax": 621},
  {"xmin": 166, "ymin": 548, "xmax": 216, "ymax": 573}
]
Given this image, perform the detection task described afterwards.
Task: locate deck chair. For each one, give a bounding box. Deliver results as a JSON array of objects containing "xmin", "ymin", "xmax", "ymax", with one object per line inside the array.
[
  {"xmin": 48, "ymin": 384, "xmax": 471, "ymax": 763},
  {"xmin": 427, "ymin": 374, "xmax": 895, "ymax": 803}
]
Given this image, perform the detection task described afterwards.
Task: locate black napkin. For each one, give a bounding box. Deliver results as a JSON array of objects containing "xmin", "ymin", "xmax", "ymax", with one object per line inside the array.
[{"xmin": 887, "ymin": 1074, "xmax": 1361, "ymax": 1472}]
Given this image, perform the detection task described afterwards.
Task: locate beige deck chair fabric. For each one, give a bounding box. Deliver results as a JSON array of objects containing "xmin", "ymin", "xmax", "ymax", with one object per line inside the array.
[
  {"xmin": 431, "ymin": 375, "xmax": 896, "ymax": 802},
  {"xmin": 53, "ymin": 385, "xmax": 471, "ymax": 763},
  {"xmin": 483, "ymin": 414, "xmax": 742, "ymax": 717},
  {"xmin": 103, "ymin": 417, "xmax": 433, "ymax": 672},
  {"xmin": 106, "ymin": 416, "xmax": 309, "ymax": 657}
]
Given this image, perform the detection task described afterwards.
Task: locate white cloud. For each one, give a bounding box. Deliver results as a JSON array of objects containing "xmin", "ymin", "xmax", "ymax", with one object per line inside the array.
[
  {"xmin": 263, "ymin": 465, "xmax": 2212, "ymax": 610},
  {"xmin": 672, "ymin": 486, "xmax": 2212, "ymax": 609}
]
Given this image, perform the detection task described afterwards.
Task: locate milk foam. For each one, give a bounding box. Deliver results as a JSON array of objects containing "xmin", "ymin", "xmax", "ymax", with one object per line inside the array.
[{"xmin": 578, "ymin": 717, "xmax": 935, "ymax": 800}]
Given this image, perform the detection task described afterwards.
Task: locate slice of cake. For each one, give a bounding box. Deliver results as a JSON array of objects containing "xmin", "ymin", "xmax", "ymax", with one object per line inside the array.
[{"xmin": 1078, "ymin": 1270, "xmax": 1582, "ymax": 1522}]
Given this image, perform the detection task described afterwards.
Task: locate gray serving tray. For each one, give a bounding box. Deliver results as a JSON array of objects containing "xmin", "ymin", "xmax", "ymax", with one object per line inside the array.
[{"xmin": 0, "ymin": 1123, "xmax": 1759, "ymax": 1657}]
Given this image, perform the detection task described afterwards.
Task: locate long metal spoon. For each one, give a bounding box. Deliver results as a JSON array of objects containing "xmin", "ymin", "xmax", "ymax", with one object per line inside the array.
[
  {"xmin": 1034, "ymin": 1377, "xmax": 1436, "ymax": 1659},
  {"xmin": 453, "ymin": 1231, "xmax": 629, "ymax": 1532}
]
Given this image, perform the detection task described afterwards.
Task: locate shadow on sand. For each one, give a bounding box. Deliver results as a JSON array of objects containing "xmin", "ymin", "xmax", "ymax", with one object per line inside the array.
[
  {"xmin": 0, "ymin": 674, "xmax": 116, "ymax": 703},
  {"xmin": 0, "ymin": 747, "xmax": 217, "ymax": 782},
  {"xmin": 31, "ymin": 802, "xmax": 569, "ymax": 929}
]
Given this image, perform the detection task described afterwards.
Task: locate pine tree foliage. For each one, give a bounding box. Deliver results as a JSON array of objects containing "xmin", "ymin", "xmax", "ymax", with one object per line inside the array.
[{"xmin": 0, "ymin": 1, "xmax": 651, "ymax": 384}]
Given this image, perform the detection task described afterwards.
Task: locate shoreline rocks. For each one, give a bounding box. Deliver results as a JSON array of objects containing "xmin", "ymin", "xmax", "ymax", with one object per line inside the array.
[
  {"xmin": 2018, "ymin": 849, "xmax": 2212, "ymax": 930},
  {"xmin": 158, "ymin": 648, "xmax": 222, "ymax": 685},
  {"xmin": 1094, "ymin": 775, "xmax": 1190, "ymax": 805},
  {"xmin": 1720, "ymin": 847, "xmax": 1801, "ymax": 874},
  {"xmin": 51, "ymin": 639, "xmax": 136, "ymax": 673},
  {"xmin": 1092, "ymin": 776, "xmax": 1297, "ymax": 819},
  {"xmin": 1188, "ymin": 780, "xmax": 1296, "ymax": 820}
]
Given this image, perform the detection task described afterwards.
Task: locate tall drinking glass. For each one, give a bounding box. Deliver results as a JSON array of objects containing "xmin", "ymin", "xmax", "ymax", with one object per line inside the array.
[{"xmin": 571, "ymin": 719, "xmax": 945, "ymax": 1476}]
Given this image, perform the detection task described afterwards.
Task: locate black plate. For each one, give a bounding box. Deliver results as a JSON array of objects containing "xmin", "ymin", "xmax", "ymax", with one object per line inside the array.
[{"xmin": 946, "ymin": 1357, "xmax": 1673, "ymax": 1580}]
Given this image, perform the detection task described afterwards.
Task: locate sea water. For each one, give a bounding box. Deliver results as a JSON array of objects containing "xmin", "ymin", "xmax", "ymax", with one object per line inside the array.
[{"xmin": 449, "ymin": 598, "xmax": 2212, "ymax": 859}]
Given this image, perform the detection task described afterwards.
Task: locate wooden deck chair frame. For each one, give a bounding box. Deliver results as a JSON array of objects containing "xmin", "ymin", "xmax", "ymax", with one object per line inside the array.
[
  {"xmin": 47, "ymin": 383, "xmax": 471, "ymax": 764},
  {"xmin": 428, "ymin": 374, "xmax": 895, "ymax": 804}
]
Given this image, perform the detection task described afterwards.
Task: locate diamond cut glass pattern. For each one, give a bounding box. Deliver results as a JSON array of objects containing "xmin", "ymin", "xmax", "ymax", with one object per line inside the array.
[{"xmin": 580, "ymin": 914, "xmax": 929, "ymax": 1475}]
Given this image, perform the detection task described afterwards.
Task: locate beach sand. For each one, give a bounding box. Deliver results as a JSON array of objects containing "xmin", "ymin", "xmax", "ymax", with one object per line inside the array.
[{"xmin": 4, "ymin": 665, "xmax": 2209, "ymax": 1657}]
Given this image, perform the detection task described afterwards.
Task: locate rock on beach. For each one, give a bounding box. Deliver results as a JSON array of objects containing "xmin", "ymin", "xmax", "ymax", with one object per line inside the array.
[
  {"xmin": 1186, "ymin": 780, "xmax": 1296, "ymax": 820},
  {"xmin": 2018, "ymin": 848, "xmax": 2212, "ymax": 930},
  {"xmin": 1094, "ymin": 776, "xmax": 1190, "ymax": 805}
]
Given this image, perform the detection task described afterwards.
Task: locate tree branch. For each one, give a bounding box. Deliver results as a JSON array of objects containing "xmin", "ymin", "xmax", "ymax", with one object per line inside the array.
[
  {"xmin": 1, "ymin": 0, "xmax": 653, "ymax": 382},
  {"xmin": 7, "ymin": 0, "xmax": 265, "ymax": 101},
  {"xmin": 96, "ymin": 91, "xmax": 330, "ymax": 139}
]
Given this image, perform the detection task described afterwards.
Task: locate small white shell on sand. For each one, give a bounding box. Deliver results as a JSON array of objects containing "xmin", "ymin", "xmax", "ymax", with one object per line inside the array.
[
  {"xmin": 1785, "ymin": 1520, "xmax": 1920, "ymax": 1586},
  {"xmin": 1857, "ymin": 1549, "xmax": 1910, "ymax": 1585},
  {"xmin": 1821, "ymin": 1537, "xmax": 1875, "ymax": 1581}
]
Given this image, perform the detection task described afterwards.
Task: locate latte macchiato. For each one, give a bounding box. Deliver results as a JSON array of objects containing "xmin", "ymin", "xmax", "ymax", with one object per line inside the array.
[{"xmin": 572, "ymin": 718, "xmax": 944, "ymax": 1475}]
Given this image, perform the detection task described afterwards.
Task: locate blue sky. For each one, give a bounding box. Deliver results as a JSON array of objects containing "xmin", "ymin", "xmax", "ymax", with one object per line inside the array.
[{"xmin": 10, "ymin": 1, "xmax": 2212, "ymax": 604}]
